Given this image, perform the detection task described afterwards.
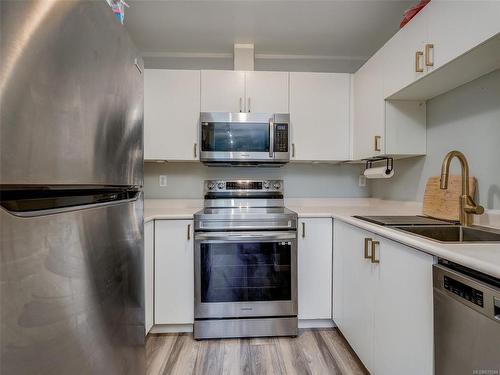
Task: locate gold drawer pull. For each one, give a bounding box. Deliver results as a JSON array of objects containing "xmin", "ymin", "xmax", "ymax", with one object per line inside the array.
[
  {"xmin": 371, "ymin": 240, "xmax": 380, "ymax": 263},
  {"xmin": 425, "ymin": 43, "xmax": 434, "ymax": 67},
  {"xmin": 415, "ymin": 51, "xmax": 424, "ymax": 72},
  {"xmin": 374, "ymin": 135, "xmax": 382, "ymax": 152},
  {"xmin": 364, "ymin": 238, "xmax": 372, "ymax": 259}
]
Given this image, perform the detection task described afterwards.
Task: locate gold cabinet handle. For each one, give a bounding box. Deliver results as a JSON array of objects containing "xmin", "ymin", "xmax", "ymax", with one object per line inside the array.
[
  {"xmin": 292, "ymin": 143, "xmax": 296, "ymax": 158},
  {"xmin": 187, "ymin": 224, "xmax": 191, "ymax": 241},
  {"xmin": 193, "ymin": 143, "xmax": 197, "ymax": 158},
  {"xmin": 415, "ymin": 51, "xmax": 424, "ymax": 72},
  {"xmin": 374, "ymin": 135, "xmax": 381, "ymax": 152},
  {"xmin": 425, "ymin": 43, "xmax": 434, "ymax": 67},
  {"xmin": 302, "ymin": 222, "xmax": 306, "ymax": 238},
  {"xmin": 364, "ymin": 238, "xmax": 373, "ymax": 259},
  {"xmin": 370, "ymin": 240, "xmax": 380, "ymax": 263}
]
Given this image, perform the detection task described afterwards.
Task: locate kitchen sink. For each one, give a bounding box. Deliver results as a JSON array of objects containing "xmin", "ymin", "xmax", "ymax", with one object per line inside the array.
[{"xmin": 394, "ymin": 225, "xmax": 500, "ymax": 243}]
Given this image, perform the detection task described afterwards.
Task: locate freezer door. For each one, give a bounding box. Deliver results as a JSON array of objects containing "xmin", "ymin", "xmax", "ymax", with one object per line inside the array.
[
  {"xmin": 0, "ymin": 1, "xmax": 143, "ymax": 186},
  {"xmin": 0, "ymin": 196, "xmax": 145, "ymax": 375}
]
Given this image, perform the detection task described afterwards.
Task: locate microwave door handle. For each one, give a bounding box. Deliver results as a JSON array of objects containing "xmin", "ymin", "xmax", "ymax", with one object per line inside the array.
[{"xmin": 269, "ymin": 120, "xmax": 274, "ymax": 158}]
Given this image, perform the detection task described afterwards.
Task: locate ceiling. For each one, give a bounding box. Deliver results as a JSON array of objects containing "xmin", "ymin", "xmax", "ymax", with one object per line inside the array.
[{"xmin": 125, "ymin": 0, "xmax": 414, "ymax": 71}]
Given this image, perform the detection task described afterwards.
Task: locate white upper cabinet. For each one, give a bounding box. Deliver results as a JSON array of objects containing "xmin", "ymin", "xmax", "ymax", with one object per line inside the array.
[
  {"xmin": 297, "ymin": 218, "xmax": 333, "ymax": 320},
  {"xmin": 381, "ymin": 1, "xmax": 500, "ymax": 100},
  {"xmin": 201, "ymin": 70, "xmax": 288, "ymax": 113},
  {"xmin": 352, "ymin": 51, "xmax": 385, "ymax": 160},
  {"xmin": 201, "ymin": 70, "xmax": 245, "ymax": 112},
  {"xmin": 144, "ymin": 69, "xmax": 200, "ymax": 161},
  {"xmin": 244, "ymin": 71, "xmax": 289, "ymax": 113},
  {"xmin": 353, "ymin": 35, "xmax": 427, "ymax": 160},
  {"xmin": 289, "ymin": 72, "xmax": 351, "ymax": 161},
  {"xmin": 426, "ymin": 0, "xmax": 500, "ymax": 70},
  {"xmin": 382, "ymin": 9, "xmax": 429, "ymax": 99}
]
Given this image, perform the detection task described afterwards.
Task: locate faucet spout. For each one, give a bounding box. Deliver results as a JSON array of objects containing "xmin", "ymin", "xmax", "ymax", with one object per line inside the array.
[{"xmin": 439, "ymin": 150, "xmax": 484, "ymax": 226}]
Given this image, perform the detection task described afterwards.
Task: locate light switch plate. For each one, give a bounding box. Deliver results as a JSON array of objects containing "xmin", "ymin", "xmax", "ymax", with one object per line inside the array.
[
  {"xmin": 358, "ymin": 175, "xmax": 367, "ymax": 187},
  {"xmin": 159, "ymin": 175, "xmax": 168, "ymax": 187}
]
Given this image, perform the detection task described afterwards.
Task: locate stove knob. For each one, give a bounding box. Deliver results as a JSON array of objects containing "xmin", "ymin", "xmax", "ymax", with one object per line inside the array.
[
  {"xmin": 273, "ymin": 182, "xmax": 281, "ymax": 190},
  {"xmin": 263, "ymin": 181, "xmax": 270, "ymax": 189},
  {"xmin": 217, "ymin": 182, "xmax": 225, "ymax": 190},
  {"xmin": 207, "ymin": 182, "xmax": 215, "ymax": 190}
]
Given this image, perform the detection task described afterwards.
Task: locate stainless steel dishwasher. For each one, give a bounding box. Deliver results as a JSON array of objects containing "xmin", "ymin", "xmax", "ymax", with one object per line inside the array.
[{"xmin": 433, "ymin": 260, "xmax": 500, "ymax": 375}]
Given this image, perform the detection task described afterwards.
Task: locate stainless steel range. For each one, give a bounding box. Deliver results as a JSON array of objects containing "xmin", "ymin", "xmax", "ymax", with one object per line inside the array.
[{"xmin": 193, "ymin": 179, "xmax": 298, "ymax": 339}]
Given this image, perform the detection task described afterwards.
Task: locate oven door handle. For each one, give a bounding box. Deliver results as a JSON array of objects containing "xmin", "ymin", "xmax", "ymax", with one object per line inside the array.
[{"xmin": 195, "ymin": 231, "xmax": 296, "ymax": 241}]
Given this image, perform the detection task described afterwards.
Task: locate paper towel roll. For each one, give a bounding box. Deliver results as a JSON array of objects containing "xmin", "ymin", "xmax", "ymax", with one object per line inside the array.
[{"xmin": 364, "ymin": 166, "xmax": 394, "ymax": 179}]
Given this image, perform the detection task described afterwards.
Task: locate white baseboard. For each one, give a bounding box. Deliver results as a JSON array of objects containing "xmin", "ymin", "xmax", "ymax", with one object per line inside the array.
[
  {"xmin": 298, "ymin": 319, "xmax": 336, "ymax": 329},
  {"xmin": 150, "ymin": 324, "xmax": 193, "ymax": 334}
]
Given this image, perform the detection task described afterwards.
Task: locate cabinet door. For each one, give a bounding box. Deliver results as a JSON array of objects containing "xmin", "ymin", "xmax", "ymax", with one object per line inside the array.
[
  {"xmin": 144, "ymin": 69, "xmax": 200, "ymax": 161},
  {"xmin": 244, "ymin": 71, "xmax": 289, "ymax": 113},
  {"xmin": 426, "ymin": 1, "xmax": 500, "ymax": 70},
  {"xmin": 334, "ymin": 221, "xmax": 375, "ymax": 372},
  {"xmin": 144, "ymin": 221, "xmax": 154, "ymax": 334},
  {"xmin": 201, "ymin": 70, "xmax": 245, "ymax": 112},
  {"xmin": 352, "ymin": 51, "xmax": 385, "ymax": 160},
  {"xmin": 372, "ymin": 237, "xmax": 434, "ymax": 375},
  {"xmin": 289, "ymin": 73, "xmax": 350, "ymax": 161},
  {"xmin": 154, "ymin": 220, "xmax": 194, "ymax": 324},
  {"xmin": 297, "ymin": 218, "xmax": 332, "ymax": 320},
  {"xmin": 382, "ymin": 9, "xmax": 429, "ymax": 98}
]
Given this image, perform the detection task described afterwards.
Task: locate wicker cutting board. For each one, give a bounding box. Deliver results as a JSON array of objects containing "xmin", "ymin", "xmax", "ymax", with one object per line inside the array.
[{"xmin": 422, "ymin": 176, "xmax": 477, "ymax": 221}]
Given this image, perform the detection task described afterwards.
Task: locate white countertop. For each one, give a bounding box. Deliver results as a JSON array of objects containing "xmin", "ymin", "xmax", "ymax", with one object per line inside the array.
[{"xmin": 144, "ymin": 198, "xmax": 500, "ymax": 278}]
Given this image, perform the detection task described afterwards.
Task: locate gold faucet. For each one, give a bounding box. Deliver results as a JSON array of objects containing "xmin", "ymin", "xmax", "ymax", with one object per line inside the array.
[{"xmin": 440, "ymin": 150, "xmax": 484, "ymax": 226}]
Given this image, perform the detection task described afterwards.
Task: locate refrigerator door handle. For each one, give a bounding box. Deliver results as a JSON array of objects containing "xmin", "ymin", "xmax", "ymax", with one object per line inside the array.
[{"xmin": 0, "ymin": 188, "xmax": 140, "ymax": 218}]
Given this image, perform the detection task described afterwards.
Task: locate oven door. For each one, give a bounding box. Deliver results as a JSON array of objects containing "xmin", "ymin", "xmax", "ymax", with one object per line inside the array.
[
  {"xmin": 194, "ymin": 231, "xmax": 297, "ymax": 319},
  {"xmin": 200, "ymin": 112, "xmax": 275, "ymax": 163}
]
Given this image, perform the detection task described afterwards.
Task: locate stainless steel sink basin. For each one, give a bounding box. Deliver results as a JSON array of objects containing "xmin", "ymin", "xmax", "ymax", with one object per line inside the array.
[{"xmin": 394, "ymin": 225, "xmax": 500, "ymax": 243}]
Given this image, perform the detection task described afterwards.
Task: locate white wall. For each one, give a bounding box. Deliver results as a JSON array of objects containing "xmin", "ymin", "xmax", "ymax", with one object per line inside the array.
[
  {"xmin": 370, "ymin": 69, "xmax": 500, "ymax": 210},
  {"xmin": 144, "ymin": 162, "xmax": 368, "ymax": 199}
]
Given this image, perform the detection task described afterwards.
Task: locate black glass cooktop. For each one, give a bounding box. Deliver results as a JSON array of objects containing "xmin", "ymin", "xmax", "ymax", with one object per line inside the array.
[{"xmin": 353, "ymin": 215, "xmax": 456, "ymax": 226}]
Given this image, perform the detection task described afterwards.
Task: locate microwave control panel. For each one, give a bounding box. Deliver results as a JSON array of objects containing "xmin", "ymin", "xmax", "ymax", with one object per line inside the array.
[{"xmin": 274, "ymin": 124, "xmax": 289, "ymax": 153}]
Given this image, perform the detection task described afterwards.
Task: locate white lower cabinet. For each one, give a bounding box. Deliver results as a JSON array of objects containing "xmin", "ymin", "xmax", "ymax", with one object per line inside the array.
[
  {"xmin": 333, "ymin": 220, "xmax": 434, "ymax": 375},
  {"xmin": 298, "ymin": 218, "xmax": 332, "ymax": 320},
  {"xmin": 154, "ymin": 220, "xmax": 194, "ymax": 325},
  {"xmin": 372, "ymin": 235, "xmax": 434, "ymax": 375},
  {"xmin": 289, "ymin": 72, "xmax": 351, "ymax": 161},
  {"xmin": 144, "ymin": 221, "xmax": 154, "ymax": 334}
]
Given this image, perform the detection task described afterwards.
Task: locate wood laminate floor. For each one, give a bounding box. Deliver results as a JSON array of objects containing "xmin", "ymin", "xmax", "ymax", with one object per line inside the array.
[{"xmin": 146, "ymin": 328, "xmax": 368, "ymax": 375}]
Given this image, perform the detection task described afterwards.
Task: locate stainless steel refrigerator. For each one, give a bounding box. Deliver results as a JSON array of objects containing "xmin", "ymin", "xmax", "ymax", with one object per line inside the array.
[{"xmin": 1, "ymin": 1, "xmax": 145, "ymax": 374}]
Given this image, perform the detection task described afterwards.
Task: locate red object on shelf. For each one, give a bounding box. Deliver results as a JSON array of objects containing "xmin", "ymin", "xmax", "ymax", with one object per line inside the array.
[{"xmin": 400, "ymin": 0, "xmax": 431, "ymax": 28}]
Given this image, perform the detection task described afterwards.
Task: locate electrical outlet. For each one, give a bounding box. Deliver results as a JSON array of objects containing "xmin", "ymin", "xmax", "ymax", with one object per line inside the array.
[
  {"xmin": 358, "ymin": 175, "xmax": 367, "ymax": 187},
  {"xmin": 159, "ymin": 175, "xmax": 168, "ymax": 187}
]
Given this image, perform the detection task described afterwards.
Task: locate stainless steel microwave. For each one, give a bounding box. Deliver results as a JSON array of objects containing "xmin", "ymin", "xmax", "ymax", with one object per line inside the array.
[{"xmin": 199, "ymin": 112, "xmax": 290, "ymax": 166}]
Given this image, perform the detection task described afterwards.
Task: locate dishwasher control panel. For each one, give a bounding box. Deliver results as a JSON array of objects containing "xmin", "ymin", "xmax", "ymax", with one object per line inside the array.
[{"xmin": 444, "ymin": 275, "xmax": 484, "ymax": 307}]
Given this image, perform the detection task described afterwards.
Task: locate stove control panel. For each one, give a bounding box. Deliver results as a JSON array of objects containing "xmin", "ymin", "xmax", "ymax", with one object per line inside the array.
[{"xmin": 204, "ymin": 179, "xmax": 283, "ymax": 193}]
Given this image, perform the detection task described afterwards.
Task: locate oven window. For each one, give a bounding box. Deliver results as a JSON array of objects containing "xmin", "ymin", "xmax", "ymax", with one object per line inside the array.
[
  {"xmin": 201, "ymin": 123, "xmax": 270, "ymax": 152},
  {"xmin": 200, "ymin": 242, "xmax": 292, "ymax": 303}
]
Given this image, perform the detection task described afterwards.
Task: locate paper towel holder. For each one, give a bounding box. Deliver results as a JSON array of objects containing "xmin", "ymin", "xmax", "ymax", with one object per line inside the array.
[{"xmin": 363, "ymin": 156, "xmax": 394, "ymax": 175}]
